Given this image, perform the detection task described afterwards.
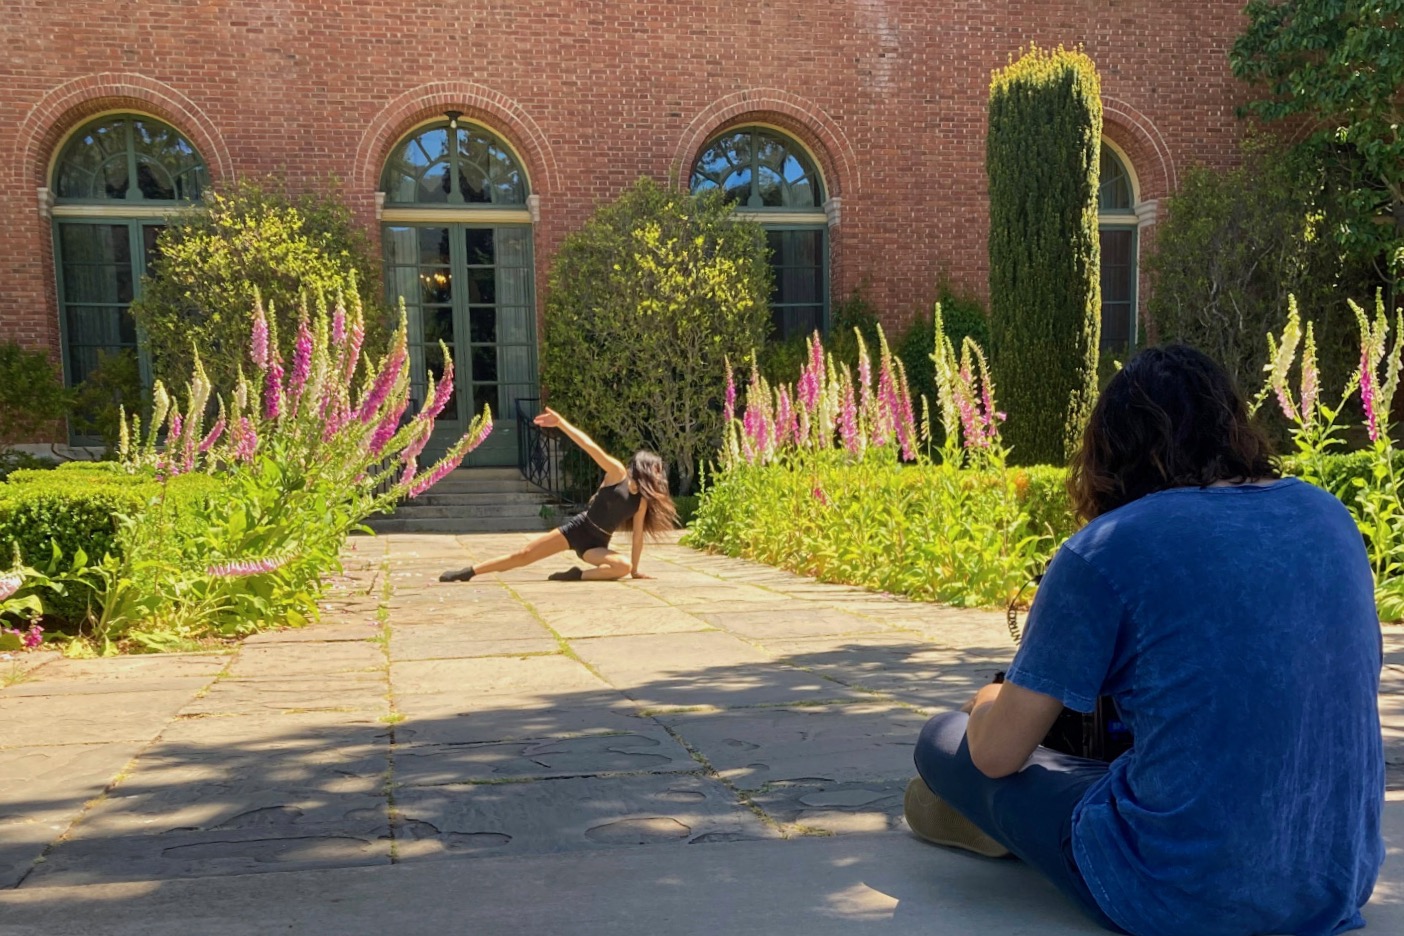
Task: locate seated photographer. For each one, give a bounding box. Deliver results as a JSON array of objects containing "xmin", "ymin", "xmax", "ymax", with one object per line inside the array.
[{"xmin": 905, "ymin": 345, "xmax": 1384, "ymax": 935}]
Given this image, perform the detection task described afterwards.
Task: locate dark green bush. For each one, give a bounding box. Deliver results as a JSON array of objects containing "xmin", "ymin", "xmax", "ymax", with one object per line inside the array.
[
  {"xmin": 757, "ymin": 286, "xmax": 885, "ymax": 386},
  {"xmin": 897, "ymin": 289, "xmax": 990, "ymax": 402},
  {"xmin": 131, "ymin": 177, "xmax": 387, "ymax": 391},
  {"xmin": 0, "ymin": 341, "xmax": 72, "ymax": 445},
  {"xmin": 672, "ymin": 495, "xmax": 701, "ymax": 528},
  {"xmin": 0, "ymin": 469, "xmax": 222, "ymax": 622},
  {"xmin": 0, "ymin": 452, "xmax": 59, "ymax": 482},
  {"xmin": 542, "ymin": 177, "xmax": 771, "ymax": 494},
  {"xmin": 68, "ymin": 348, "xmax": 141, "ymax": 451},
  {"xmin": 988, "ymin": 46, "xmax": 1103, "ymax": 465}
]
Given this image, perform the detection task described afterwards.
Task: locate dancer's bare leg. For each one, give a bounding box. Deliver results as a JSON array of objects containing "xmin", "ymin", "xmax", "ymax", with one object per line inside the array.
[
  {"xmin": 579, "ymin": 547, "xmax": 631, "ymax": 581},
  {"xmin": 439, "ymin": 530, "xmax": 569, "ymax": 582}
]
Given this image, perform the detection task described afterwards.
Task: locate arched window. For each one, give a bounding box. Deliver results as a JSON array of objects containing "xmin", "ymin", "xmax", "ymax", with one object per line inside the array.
[
  {"xmin": 379, "ymin": 115, "xmax": 536, "ymax": 466},
  {"xmin": 1099, "ymin": 146, "xmax": 1139, "ymax": 351},
  {"xmin": 690, "ymin": 127, "xmax": 829, "ymax": 341},
  {"xmin": 50, "ymin": 114, "xmax": 209, "ymax": 441}
]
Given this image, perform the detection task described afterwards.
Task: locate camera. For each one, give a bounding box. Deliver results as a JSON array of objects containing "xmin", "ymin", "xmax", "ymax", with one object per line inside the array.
[{"xmin": 1002, "ymin": 572, "xmax": 1132, "ymax": 764}]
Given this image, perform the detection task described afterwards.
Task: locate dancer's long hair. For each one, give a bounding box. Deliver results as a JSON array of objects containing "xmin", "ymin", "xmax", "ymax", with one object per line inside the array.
[
  {"xmin": 620, "ymin": 450, "xmax": 678, "ymax": 536},
  {"xmin": 1067, "ymin": 344, "xmax": 1278, "ymax": 523}
]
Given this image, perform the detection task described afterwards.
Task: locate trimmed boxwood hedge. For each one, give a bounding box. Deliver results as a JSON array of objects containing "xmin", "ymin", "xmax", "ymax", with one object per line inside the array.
[{"xmin": 0, "ymin": 467, "xmax": 222, "ymax": 622}]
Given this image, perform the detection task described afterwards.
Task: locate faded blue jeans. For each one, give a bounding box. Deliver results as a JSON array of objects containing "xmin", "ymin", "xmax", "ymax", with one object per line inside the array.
[{"xmin": 913, "ymin": 711, "xmax": 1127, "ymax": 933}]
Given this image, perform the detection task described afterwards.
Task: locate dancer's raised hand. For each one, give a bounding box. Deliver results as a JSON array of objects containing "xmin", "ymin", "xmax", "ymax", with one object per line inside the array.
[{"xmin": 534, "ymin": 407, "xmax": 563, "ymax": 428}]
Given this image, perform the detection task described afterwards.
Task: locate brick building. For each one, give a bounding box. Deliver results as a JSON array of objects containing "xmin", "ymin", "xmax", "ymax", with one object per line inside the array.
[{"xmin": 0, "ymin": 1, "xmax": 1250, "ymax": 461}]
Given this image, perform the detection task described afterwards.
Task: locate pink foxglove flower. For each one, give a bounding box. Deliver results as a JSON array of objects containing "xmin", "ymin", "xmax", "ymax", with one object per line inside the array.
[
  {"xmin": 234, "ymin": 417, "xmax": 258, "ymax": 463},
  {"xmin": 289, "ymin": 317, "xmax": 314, "ymax": 406},
  {"xmin": 775, "ymin": 386, "xmax": 795, "ymax": 449},
  {"xmin": 424, "ymin": 356, "xmax": 455, "ymax": 422},
  {"xmin": 264, "ymin": 359, "xmax": 285, "ymax": 422},
  {"xmin": 1361, "ymin": 348, "xmax": 1379, "ymax": 442},
  {"xmin": 812, "ymin": 485, "xmax": 829, "ymax": 507},
  {"xmin": 356, "ymin": 345, "xmax": 406, "ymax": 423},
  {"xmin": 198, "ymin": 416, "xmax": 226, "ymax": 454},
  {"xmin": 251, "ymin": 303, "xmax": 269, "ymax": 370},
  {"xmin": 723, "ymin": 362, "xmax": 737, "ymax": 424},
  {"xmin": 0, "ymin": 573, "xmax": 21, "ymax": 602},
  {"xmin": 207, "ymin": 556, "xmax": 289, "ymax": 578},
  {"xmin": 1300, "ymin": 328, "xmax": 1319, "ymax": 425},
  {"xmin": 839, "ymin": 381, "xmax": 860, "ymax": 454},
  {"xmin": 331, "ymin": 306, "xmax": 347, "ymax": 346},
  {"xmin": 344, "ymin": 318, "xmax": 366, "ymax": 381}
]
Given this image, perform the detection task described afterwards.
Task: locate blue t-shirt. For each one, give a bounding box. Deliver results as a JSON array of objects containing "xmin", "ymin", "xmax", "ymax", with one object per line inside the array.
[{"xmin": 1007, "ymin": 478, "xmax": 1384, "ymax": 936}]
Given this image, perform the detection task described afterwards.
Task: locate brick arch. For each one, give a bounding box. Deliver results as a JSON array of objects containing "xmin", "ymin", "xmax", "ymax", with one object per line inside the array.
[
  {"xmin": 16, "ymin": 73, "xmax": 232, "ymax": 190},
  {"xmin": 1101, "ymin": 97, "xmax": 1177, "ymax": 200},
  {"xmin": 355, "ymin": 82, "xmax": 560, "ymax": 197},
  {"xmin": 674, "ymin": 89, "xmax": 859, "ymax": 198}
]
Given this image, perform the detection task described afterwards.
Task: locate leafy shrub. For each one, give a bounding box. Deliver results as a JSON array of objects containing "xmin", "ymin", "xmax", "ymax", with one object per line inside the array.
[
  {"xmin": 67, "ymin": 348, "xmax": 141, "ymax": 450},
  {"xmin": 0, "ymin": 342, "xmax": 72, "ymax": 445},
  {"xmin": 671, "ymin": 495, "xmax": 700, "ymax": 528},
  {"xmin": 0, "ymin": 468, "xmax": 221, "ymax": 623},
  {"xmin": 896, "ymin": 288, "xmax": 990, "ymax": 403},
  {"xmin": 987, "ymin": 45, "xmax": 1102, "ymax": 464},
  {"xmin": 757, "ymin": 286, "xmax": 882, "ymax": 386},
  {"xmin": 1146, "ymin": 139, "xmax": 1365, "ymax": 397},
  {"xmin": 543, "ymin": 177, "xmax": 772, "ymax": 493},
  {"xmin": 0, "ymin": 452, "xmax": 59, "ymax": 482},
  {"xmin": 130, "ymin": 178, "xmax": 386, "ymax": 391}
]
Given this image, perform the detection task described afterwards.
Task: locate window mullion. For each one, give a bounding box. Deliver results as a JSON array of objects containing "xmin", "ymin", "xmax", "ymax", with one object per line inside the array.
[{"xmin": 125, "ymin": 119, "xmax": 142, "ymax": 203}]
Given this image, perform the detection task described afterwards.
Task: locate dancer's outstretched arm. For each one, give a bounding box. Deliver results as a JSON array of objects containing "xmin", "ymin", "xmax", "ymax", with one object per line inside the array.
[
  {"xmin": 534, "ymin": 407, "xmax": 626, "ymax": 483},
  {"xmin": 630, "ymin": 501, "xmax": 650, "ymax": 579}
]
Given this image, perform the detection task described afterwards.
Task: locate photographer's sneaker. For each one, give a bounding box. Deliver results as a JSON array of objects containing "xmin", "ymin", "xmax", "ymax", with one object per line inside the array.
[{"xmin": 903, "ymin": 777, "xmax": 1011, "ymax": 858}]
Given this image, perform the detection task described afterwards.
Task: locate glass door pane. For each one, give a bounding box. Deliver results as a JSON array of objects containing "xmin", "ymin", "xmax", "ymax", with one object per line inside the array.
[
  {"xmin": 1099, "ymin": 228, "xmax": 1136, "ymax": 350},
  {"xmin": 385, "ymin": 225, "xmax": 461, "ymax": 438}
]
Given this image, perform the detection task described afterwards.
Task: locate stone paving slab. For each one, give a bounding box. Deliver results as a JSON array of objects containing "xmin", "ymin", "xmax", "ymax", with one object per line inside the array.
[
  {"xmin": 570, "ymin": 631, "xmax": 863, "ymax": 708},
  {"xmin": 392, "ymin": 693, "xmax": 654, "ymax": 746},
  {"xmin": 393, "ymin": 773, "xmax": 777, "ymax": 861},
  {"xmin": 390, "ymin": 627, "xmax": 558, "ymax": 661},
  {"xmin": 393, "ymin": 727, "xmax": 698, "ymax": 786},
  {"xmin": 0, "ymin": 691, "xmax": 199, "ymax": 747},
  {"xmin": 390, "ymin": 654, "xmax": 606, "ymax": 699},
  {"xmin": 178, "ymin": 674, "xmax": 385, "ymax": 717},
  {"xmin": 655, "ymin": 704, "xmax": 929, "ymax": 791},
  {"xmin": 542, "ymin": 605, "xmax": 716, "ymax": 639}
]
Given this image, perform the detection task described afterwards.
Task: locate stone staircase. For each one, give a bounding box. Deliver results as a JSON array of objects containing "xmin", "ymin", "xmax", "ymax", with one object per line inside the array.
[{"xmin": 364, "ymin": 467, "xmax": 566, "ymax": 534}]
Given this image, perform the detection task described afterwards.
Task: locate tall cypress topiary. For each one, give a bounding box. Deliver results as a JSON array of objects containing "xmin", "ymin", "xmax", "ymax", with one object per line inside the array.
[{"xmin": 987, "ymin": 45, "xmax": 1102, "ymax": 465}]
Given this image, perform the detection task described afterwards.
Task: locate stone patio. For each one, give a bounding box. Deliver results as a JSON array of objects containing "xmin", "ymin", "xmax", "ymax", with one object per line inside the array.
[{"xmin": 1, "ymin": 532, "xmax": 1401, "ymax": 934}]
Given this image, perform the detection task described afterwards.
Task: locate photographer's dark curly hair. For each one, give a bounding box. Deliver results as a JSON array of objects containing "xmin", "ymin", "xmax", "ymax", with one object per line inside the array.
[{"xmin": 1067, "ymin": 345, "xmax": 1278, "ymax": 523}]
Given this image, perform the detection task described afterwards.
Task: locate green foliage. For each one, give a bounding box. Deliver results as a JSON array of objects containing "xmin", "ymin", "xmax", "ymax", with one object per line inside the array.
[
  {"xmin": 130, "ymin": 178, "xmax": 386, "ymax": 391},
  {"xmin": 897, "ymin": 287, "xmax": 990, "ymax": 403},
  {"xmin": 0, "ymin": 342, "xmax": 72, "ymax": 445},
  {"xmin": 756, "ymin": 286, "xmax": 882, "ymax": 385},
  {"xmin": 1231, "ymin": 1, "xmax": 1404, "ymax": 289},
  {"xmin": 1147, "ymin": 139, "xmax": 1366, "ymax": 395},
  {"xmin": 0, "ymin": 468, "xmax": 221, "ymax": 625},
  {"xmin": 687, "ymin": 452, "xmax": 1048, "ymax": 607},
  {"xmin": 68, "ymin": 348, "xmax": 141, "ymax": 450},
  {"xmin": 672, "ymin": 495, "xmax": 700, "ymax": 528},
  {"xmin": 987, "ymin": 45, "xmax": 1103, "ymax": 464},
  {"xmin": 542, "ymin": 177, "xmax": 772, "ymax": 493},
  {"xmin": 0, "ymin": 452, "xmax": 59, "ymax": 482}
]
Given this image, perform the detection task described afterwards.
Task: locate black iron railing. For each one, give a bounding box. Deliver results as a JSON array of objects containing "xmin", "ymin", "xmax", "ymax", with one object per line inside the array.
[{"xmin": 516, "ymin": 398, "xmax": 600, "ymax": 510}]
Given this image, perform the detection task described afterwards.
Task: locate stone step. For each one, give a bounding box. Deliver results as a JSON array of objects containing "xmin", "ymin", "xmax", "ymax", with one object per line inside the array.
[
  {"xmin": 419, "ymin": 479, "xmax": 542, "ymax": 495},
  {"xmin": 442, "ymin": 467, "xmax": 523, "ymax": 481},
  {"xmin": 389, "ymin": 503, "xmax": 565, "ymax": 520},
  {"xmin": 364, "ymin": 516, "xmax": 558, "ymax": 534},
  {"xmin": 409, "ymin": 492, "xmax": 552, "ymax": 507}
]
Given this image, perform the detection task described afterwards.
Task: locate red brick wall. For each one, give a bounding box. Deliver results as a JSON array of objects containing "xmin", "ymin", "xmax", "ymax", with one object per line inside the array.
[{"xmin": 0, "ymin": 1, "xmax": 1250, "ymax": 442}]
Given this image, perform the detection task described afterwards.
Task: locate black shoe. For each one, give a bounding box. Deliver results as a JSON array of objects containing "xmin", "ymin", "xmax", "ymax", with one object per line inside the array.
[
  {"xmin": 439, "ymin": 566, "xmax": 476, "ymax": 583},
  {"xmin": 548, "ymin": 567, "xmax": 584, "ymax": 582}
]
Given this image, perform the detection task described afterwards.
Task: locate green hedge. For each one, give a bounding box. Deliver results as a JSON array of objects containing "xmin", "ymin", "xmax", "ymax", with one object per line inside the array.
[
  {"xmin": 689, "ymin": 452, "xmax": 1395, "ymax": 609},
  {"xmin": 0, "ymin": 468, "xmax": 222, "ymax": 622}
]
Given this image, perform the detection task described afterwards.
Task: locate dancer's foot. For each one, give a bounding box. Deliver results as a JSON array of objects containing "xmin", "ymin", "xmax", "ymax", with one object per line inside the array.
[
  {"xmin": 439, "ymin": 566, "xmax": 476, "ymax": 583},
  {"xmin": 548, "ymin": 567, "xmax": 584, "ymax": 582}
]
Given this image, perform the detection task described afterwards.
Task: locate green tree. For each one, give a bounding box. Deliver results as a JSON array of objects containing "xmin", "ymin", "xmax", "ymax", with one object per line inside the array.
[
  {"xmin": 542, "ymin": 177, "xmax": 772, "ymax": 493},
  {"xmin": 987, "ymin": 45, "xmax": 1103, "ymax": 464},
  {"xmin": 131, "ymin": 178, "xmax": 386, "ymax": 390},
  {"xmin": 1147, "ymin": 138, "xmax": 1365, "ymax": 397},
  {"xmin": 0, "ymin": 342, "xmax": 72, "ymax": 445},
  {"xmin": 1231, "ymin": 1, "xmax": 1404, "ymax": 294}
]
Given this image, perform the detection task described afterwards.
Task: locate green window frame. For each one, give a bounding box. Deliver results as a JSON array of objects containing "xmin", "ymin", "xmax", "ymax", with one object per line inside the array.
[
  {"xmin": 379, "ymin": 115, "xmax": 538, "ymax": 467},
  {"xmin": 1099, "ymin": 147, "xmax": 1139, "ymax": 351},
  {"xmin": 690, "ymin": 126, "xmax": 831, "ymax": 341},
  {"xmin": 50, "ymin": 114, "xmax": 208, "ymax": 444}
]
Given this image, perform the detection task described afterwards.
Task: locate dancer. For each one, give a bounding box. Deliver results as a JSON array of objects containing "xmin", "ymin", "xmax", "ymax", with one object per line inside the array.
[
  {"xmin": 438, "ymin": 407, "xmax": 677, "ymax": 583},
  {"xmin": 904, "ymin": 345, "xmax": 1383, "ymax": 935}
]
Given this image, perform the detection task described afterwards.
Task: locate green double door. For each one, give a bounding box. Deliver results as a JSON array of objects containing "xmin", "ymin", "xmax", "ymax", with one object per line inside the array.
[{"xmin": 384, "ymin": 224, "xmax": 538, "ymax": 466}]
